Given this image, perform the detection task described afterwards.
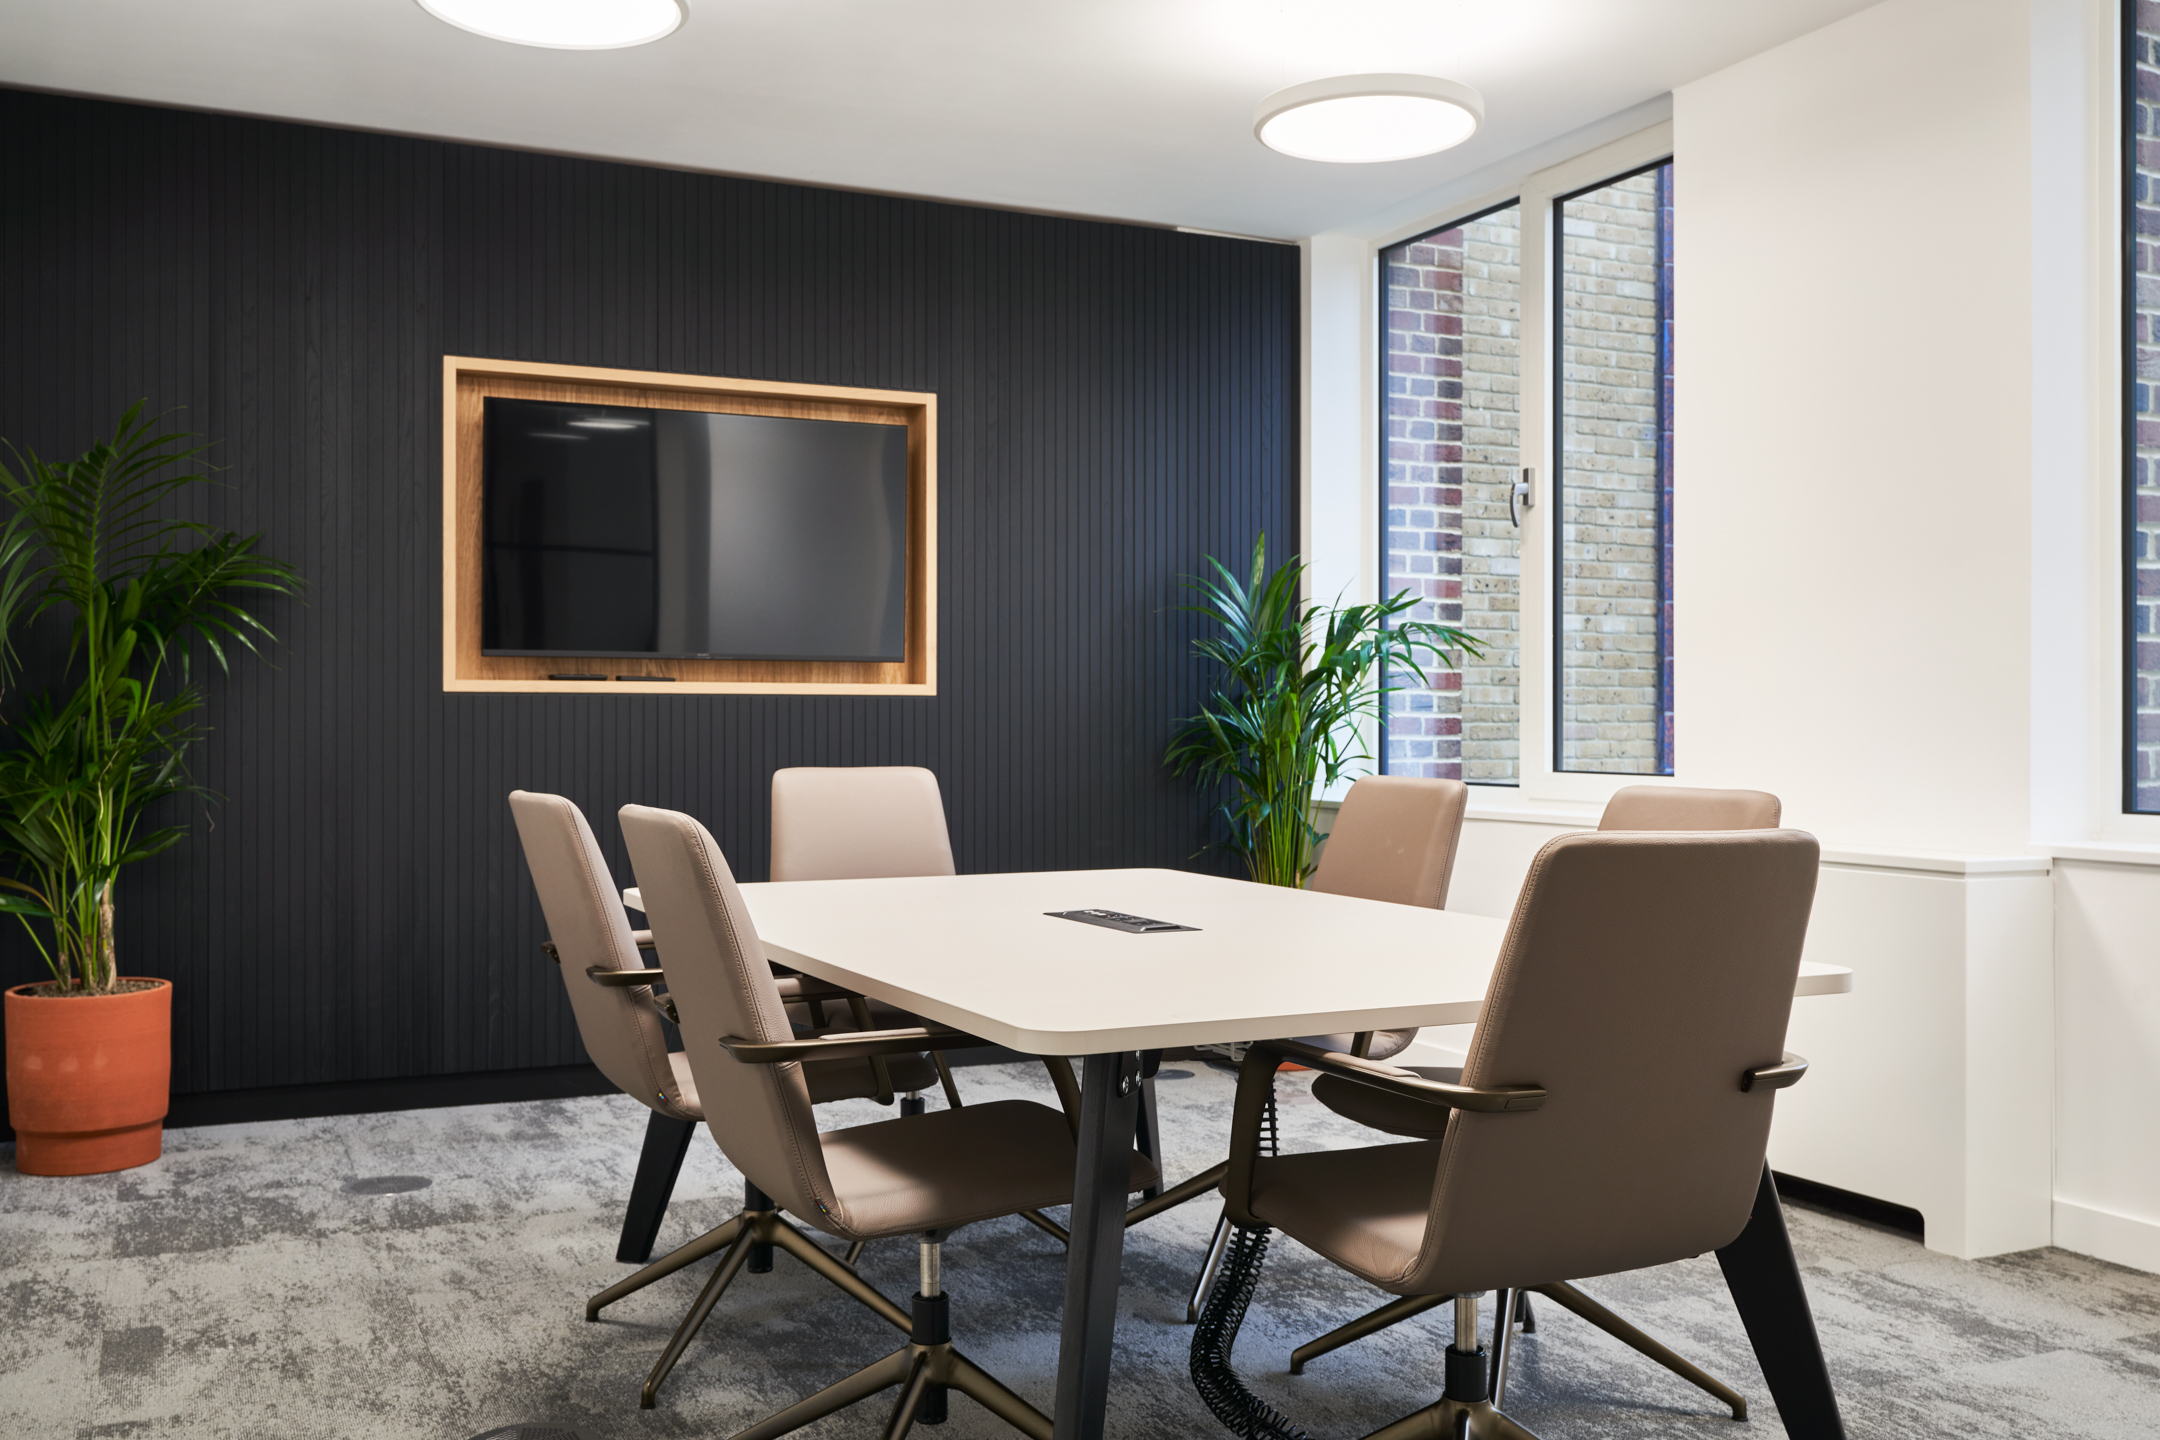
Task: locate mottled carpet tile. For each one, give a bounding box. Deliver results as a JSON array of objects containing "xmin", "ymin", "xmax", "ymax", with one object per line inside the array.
[{"xmin": 0, "ymin": 1062, "xmax": 2153, "ymax": 1439}]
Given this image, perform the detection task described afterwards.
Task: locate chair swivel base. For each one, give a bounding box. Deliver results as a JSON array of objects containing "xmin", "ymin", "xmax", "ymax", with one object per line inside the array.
[
  {"xmin": 585, "ymin": 1181, "xmax": 912, "ymax": 1410},
  {"xmin": 1291, "ymin": 1281, "xmax": 1744, "ymax": 1421},
  {"xmin": 730, "ymin": 1289, "xmax": 1052, "ymax": 1440},
  {"xmin": 1362, "ymin": 1395, "xmax": 1544, "ymax": 1440}
]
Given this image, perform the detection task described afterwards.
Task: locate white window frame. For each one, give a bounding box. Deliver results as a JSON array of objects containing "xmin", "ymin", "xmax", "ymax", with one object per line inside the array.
[{"xmin": 1362, "ymin": 120, "xmax": 1677, "ymax": 808}]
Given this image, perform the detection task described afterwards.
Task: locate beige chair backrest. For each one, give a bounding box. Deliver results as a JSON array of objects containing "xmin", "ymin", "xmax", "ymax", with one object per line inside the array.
[
  {"xmin": 1403, "ymin": 828, "xmax": 1819, "ymax": 1295},
  {"xmin": 619, "ymin": 803, "xmax": 844, "ymax": 1224},
  {"xmin": 507, "ymin": 791, "xmax": 689, "ymax": 1118},
  {"xmin": 770, "ymin": 767, "xmax": 956, "ymax": 881},
  {"xmin": 1599, "ymin": 785, "xmax": 1780, "ymax": 832},
  {"xmin": 1308, "ymin": 775, "xmax": 1469, "ymax": 908}
]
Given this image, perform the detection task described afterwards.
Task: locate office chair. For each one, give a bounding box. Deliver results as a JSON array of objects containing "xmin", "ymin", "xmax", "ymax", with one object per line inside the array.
[
  {"xmin": 620, "ymin": 802, "xmax": 1159, "ymax": 1437},
  {"xmin": 1209, "ymin": 827, "xmax": 1820, "ymax": 1438},
  {"xmin": 768, "ymin": 765, "xmax": 1069, "ymax": 1250},
  {"xmin": 507, "ymin": 791, "xmax": 942, "ymax": 1408},
  {"xmin": 1183, "ymin": 775, "xmax": 1470, "ymax": 1320},
  {"xmin": 1284, "ymin": 785, "xmax": 1785, "ymax": 1406}
]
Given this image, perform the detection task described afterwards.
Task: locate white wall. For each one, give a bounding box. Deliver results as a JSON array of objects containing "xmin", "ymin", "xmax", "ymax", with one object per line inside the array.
[{"xmin": 1677, "ymin": 0, "xmax": 2033, "ymax": 855}]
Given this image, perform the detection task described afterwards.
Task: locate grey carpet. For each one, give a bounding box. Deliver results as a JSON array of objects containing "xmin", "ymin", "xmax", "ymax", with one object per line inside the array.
[{"xmin": 1, "ymin": 1061, "xmax": 2155, "ymax": 1439}]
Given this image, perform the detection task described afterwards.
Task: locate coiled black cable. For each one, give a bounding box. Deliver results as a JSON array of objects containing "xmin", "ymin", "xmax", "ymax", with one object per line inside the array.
[{"xmin": 1188, "ymin": 1082, "xmax": 1313, "ymax": 1440}]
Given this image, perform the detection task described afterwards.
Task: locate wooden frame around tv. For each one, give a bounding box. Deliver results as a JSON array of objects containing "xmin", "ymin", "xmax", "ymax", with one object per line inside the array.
[{"xmin": 441, "ymin": 356, "xmax": 936, "ymax": 696}]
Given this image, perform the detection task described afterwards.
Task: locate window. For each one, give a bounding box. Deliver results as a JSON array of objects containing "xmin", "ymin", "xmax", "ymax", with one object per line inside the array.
[
  {"xmin": 1382, "ymin": 205, "xmax": 1523, "ymax": 782},
  {"xmin": 2129, "ymin": 5, "xmax": 2160, "ymax": 813},
  {"xmin": 1379, "ymin": 141, "xmax": 1675, "ymax": 790},
  {"xmin": 1556, "ymin": 162, "xmax": 1675, "ymax": 776}
]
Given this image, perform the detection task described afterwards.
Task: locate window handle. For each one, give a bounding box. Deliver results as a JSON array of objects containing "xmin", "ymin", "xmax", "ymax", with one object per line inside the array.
[{"xmin": 1511, "ymin": 468, "xmax": 1534, "ymax": 527}]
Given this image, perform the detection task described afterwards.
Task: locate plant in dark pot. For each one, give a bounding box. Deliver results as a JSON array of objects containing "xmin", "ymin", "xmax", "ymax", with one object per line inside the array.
[
  {"xmin": 1167, "ymin": 535, "xmax": 1480, "ymax": 887},
  {"xmin": 0, "ymin": 405, "xmax": 300, "ymax": 1175}
]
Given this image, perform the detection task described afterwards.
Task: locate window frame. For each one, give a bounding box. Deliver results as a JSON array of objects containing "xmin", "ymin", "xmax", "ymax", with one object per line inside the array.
[
  {"xmin": 1371, "ymin": 120, "xmax": 1680, "ymax": 805},
  {"xmin": 2126, "ymin": 0, "xmax": 2150, "ymax": 815}
]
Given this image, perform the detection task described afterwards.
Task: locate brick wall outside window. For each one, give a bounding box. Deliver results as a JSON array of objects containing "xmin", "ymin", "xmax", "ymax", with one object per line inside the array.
[
  {"xmin": 1382, "ymin": 208, "xmax": 1523, "ymax": 782},
  {"xmin": 1557, "ymin": 168, "xmax": 1672, "ymax": 775}
]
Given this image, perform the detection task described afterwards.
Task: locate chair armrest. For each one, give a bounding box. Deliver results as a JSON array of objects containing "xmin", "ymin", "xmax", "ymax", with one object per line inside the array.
[
  {"xmin": 634, "ymin": 931, "xmax": 655, "ymax": 951},
  {"xmin": 1221, "ymin": 1045, "xmax": 1283, "ymax": 1229},
  {"xmin": 540, "ymin": 941, "xmax": 560, "ymax": 965},
  {"xmin": 587, "ymin": 965, "xmax": 666, "ymax": 988},
  {"xmin": 1740, "ymin": 1052, "xmax": 1808, "ymax": 1092},
  {"xmin": 719, "ymin": 1025, "xmax": 981, "ymax": 1065},
  {"xmin": 1265, "ymin": 1038, "xmax": 1547, "ymax": 1114},
  {"xmin": 773, "ymin": 974, "xmax": 858, "ymax": 1003}
]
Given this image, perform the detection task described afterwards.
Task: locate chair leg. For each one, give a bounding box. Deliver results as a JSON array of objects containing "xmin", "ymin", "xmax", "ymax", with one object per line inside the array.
[
  {"xmin": 769, "ymin": 1218, "xmax": 912, "ymax": 1332},
  {"xmin": 729, "ymin": 1346, "xmax": 918, "ymax": 1440},
  {"xmin": 1018, "ymin": 1208, "xmax": 1071, "ymax": 1245},
  {"xmin": 1515, "ymin": 1290, "xmax": 1535, "ymax": 1334},
  {"xmin": 1488, "ymin": 1288, "xmax": 1516, "ymax": 1408},
  {"xmin": 1124, "ymin": 1159, "xmax": 1229, "ymax": 1228},
  {"xmin": 589, "ymin": 1213, "xmax": 744, "ymax": 1318},
  {"xmin": 845, "ymin": 1239, "xmax": 868, "ymax": 1268},
  {"xmin": 1291, "ymin": 1292, "xmax": 1450, "ymax": 1373},
  {"xmin": 946, "ymin": 1350, "xmax": 1054, "ymax": 1440},
  {"xmin": 1186, "ymin": 1208, "xmax": 1233, "ymax": 1322},
  {"xmin": 881, "ymin": 1352, "xmax": 933, "ymax": 1440},
  {"xmin": 1530, "ymin": 1281, "xmax": 1747, "ymax": 1420},
  {"xmin": 640, "ymin": 1227, "xmax": 755, "ymax": 1407},
  {"xmin": 618, "ymin": 1111, "xmax": 700, "ymax": 1263},
  {"xmin": 932, "ymin": 1051, "xmax": 964, "ymax": 1109}
]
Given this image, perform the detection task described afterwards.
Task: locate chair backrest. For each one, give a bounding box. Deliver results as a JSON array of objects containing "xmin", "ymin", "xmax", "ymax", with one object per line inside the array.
[
  {"xmin": 507, "ymin": 791, "xmax": 688, "ymax": 1117},
  {"xmin": 1307, "ymin": 775, "xmax": 1469, "ymax": 909},
  {"xmin": 770, "ymin": 767, "xmax": 956, "ymax": 881},
  {"xmin": 1599, "ymin": 784, "xmax": 1780, "ymax": 831},
  {"xmin": 1404, "ymin": 828, "xmax": 1819, "ymax": 1295},
  {"xmin": 618, "ymin": 803, "xmax": 843, "ymax": 1223}
]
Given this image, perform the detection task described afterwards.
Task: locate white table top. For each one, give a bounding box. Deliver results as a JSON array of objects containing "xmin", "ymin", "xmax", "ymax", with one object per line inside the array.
[{"xmin": 623, "ymin": 868, "xmax": 1853, "ymax": 1056}]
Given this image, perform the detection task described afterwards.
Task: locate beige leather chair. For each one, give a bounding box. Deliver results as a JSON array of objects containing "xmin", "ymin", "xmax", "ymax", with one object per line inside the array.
[
  {"xmin": 1182, "ymin": 774, "xmax": 1470, "ymax": 1320},
  {"xmin": 1288, "ymin": 784, "xmax": 1784, "ymax": 1381},
  {"xmin": 507, "ymin": 791, "xmax": 938, "ymax": 1408},
  {"xmin": 1214, "ymin": 828, "xmax": 1819, "ymax": 1439},
  {"xmin": 619, "ymin": 802, "xmax": 1158, "ymax": 1438}
]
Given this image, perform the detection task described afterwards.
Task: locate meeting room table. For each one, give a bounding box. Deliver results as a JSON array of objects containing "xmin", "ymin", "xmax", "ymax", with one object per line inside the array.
[{"xmin": 626, "ymin": 867, "xmax": 1854, "ymax": 1440}]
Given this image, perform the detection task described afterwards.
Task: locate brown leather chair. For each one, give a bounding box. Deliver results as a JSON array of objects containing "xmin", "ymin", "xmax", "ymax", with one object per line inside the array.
[
  {"xmin": 1212, "ymin": 828, "xmax": 1819, "ymax": 1439},
  {"xmin": 507, "ymin": 791, "xmax": 938, "ymax": 1407},
  {"xmin": 1184, "ymin": 774, "xmax": 1470, "ymax": 1319},
  {"xmin": 1288, "ymin": 784, "xmax": 1785, "ymax": 1387},
  {"xmin": 619, "ymin": 802, "xmax": 1158, "ymax": 1437}
]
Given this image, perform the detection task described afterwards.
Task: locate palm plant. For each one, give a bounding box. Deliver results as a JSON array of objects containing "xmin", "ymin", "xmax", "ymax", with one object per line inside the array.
[
  {"xmin": 1166, "ymin": 535, "xmax": 1482, "ymax": 887},
  {"xmin": 0, "ymin": 404, "xmax": 302, "ymax": 994}
]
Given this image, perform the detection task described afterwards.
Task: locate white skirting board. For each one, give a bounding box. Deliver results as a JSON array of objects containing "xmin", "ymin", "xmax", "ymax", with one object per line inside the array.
[{"xmin": 2053, "ymin": 1200, "xmax": 2160, "ymax": 1276}]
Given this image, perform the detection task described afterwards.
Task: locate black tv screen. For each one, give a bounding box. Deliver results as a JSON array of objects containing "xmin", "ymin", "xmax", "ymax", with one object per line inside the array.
[{"xmin": 480, "ymin": 397, "xmax": 908, "ymax": 662}]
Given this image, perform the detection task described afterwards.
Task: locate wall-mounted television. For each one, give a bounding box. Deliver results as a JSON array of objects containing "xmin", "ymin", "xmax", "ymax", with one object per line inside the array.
[{"xmin": 480, "ymin": 397, "xmax": 908, "ymax": 662}]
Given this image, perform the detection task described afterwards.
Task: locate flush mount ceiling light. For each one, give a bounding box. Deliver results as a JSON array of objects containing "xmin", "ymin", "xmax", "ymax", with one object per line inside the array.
[
  {"xmin": 1254, "ymin": 74, "xmax": 1484, "ymax": 164},
  {"xmin": 415, "ymin": 0, "xmax": 687, "ymax": 49}
]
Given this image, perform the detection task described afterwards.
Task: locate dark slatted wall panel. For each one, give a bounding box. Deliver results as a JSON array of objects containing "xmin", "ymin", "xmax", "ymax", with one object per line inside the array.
[{"xmin": 0, "ymin": 89, "xmax": 1298, "ymax": 1095}]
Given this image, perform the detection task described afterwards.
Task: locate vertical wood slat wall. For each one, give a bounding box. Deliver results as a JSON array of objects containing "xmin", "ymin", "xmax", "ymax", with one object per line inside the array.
[{"xmin": 0, "ymin": 89, "xmax": 1299, "ymax": 1097}]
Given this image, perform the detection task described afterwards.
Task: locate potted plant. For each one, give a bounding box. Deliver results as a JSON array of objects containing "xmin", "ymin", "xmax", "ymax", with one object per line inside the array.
[
  {"xmin": 0, "ymin": 405, "xmax": 301, "ymax": 1175},
  {"xmin": 1166, "ymin": 535, "xmax": 1480, "ymax": 887}
]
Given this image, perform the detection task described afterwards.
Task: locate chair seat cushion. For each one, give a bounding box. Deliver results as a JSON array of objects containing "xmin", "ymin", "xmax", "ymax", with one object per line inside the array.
[
  {"xmin": 1310, "ymin": 1067, "xmax": 1461, "ymax": 1139},
  {"xmin": 1246, "ymin": 1140, "xmax": 1439, "ymax": 1290},
  {"xmin": 666, "ymin": 1049, "xmax": 940, "ymax": 1116},
  {"xmin": 816, "ymin": 1099, "xmax": 1160, "ymax": 1240},
  {"xmin": 1293, "ymin": 1028, "xmax": 1418, "ymax": 1062}
]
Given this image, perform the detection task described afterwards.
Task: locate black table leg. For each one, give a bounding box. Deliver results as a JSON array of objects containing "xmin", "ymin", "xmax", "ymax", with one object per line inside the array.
[
  {"xmin": 1714, "ymin": 1163, "xmax": 1848, "ymax": 1440},
  {"xmin": 1054, "ymin": 1052, "xmax": 1141, "ymax": 1440},
  {"xmin": 617, "ymin": 1111, "xmax": 698, "ymax": 1264}
]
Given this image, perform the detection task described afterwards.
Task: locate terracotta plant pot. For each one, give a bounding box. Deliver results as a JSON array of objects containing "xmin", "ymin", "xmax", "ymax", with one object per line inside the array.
[{"xmin": 5, "ymin": 978, "xmax": 171, "ymax": 1175}]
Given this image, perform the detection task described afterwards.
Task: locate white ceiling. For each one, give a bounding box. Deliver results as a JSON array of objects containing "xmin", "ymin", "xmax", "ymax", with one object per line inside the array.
[{"xmin": 0, "ymin": 0, "xmax": 1881, "ymax": 239}]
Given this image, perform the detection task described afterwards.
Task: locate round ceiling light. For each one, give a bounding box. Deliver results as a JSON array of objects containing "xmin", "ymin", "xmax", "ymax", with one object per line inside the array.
[
  {"xmin": 415, "ymin": 0, "xmax": 687, "ymax": 49},
  {"xmin": 1254, "ymin": 74, "xmax": 1484, "ymax": 164}
]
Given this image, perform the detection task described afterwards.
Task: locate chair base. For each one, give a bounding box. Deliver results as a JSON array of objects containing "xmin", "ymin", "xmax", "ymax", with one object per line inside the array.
[
  {"xmin": 1290, "ymin": 1282, "xmax": 1742, "ymax": 1421},
  {"xmin": 732, "ymin": 1287, "xmax": 1052, "ymax": 1440},
  {"xmin": 586, "ymin": 1182, "xmax": 914, "ymax": 1411},
  {"xmin": 1361, "ymin": 1396, "xmax": 1544, "ymax": 1440}
]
